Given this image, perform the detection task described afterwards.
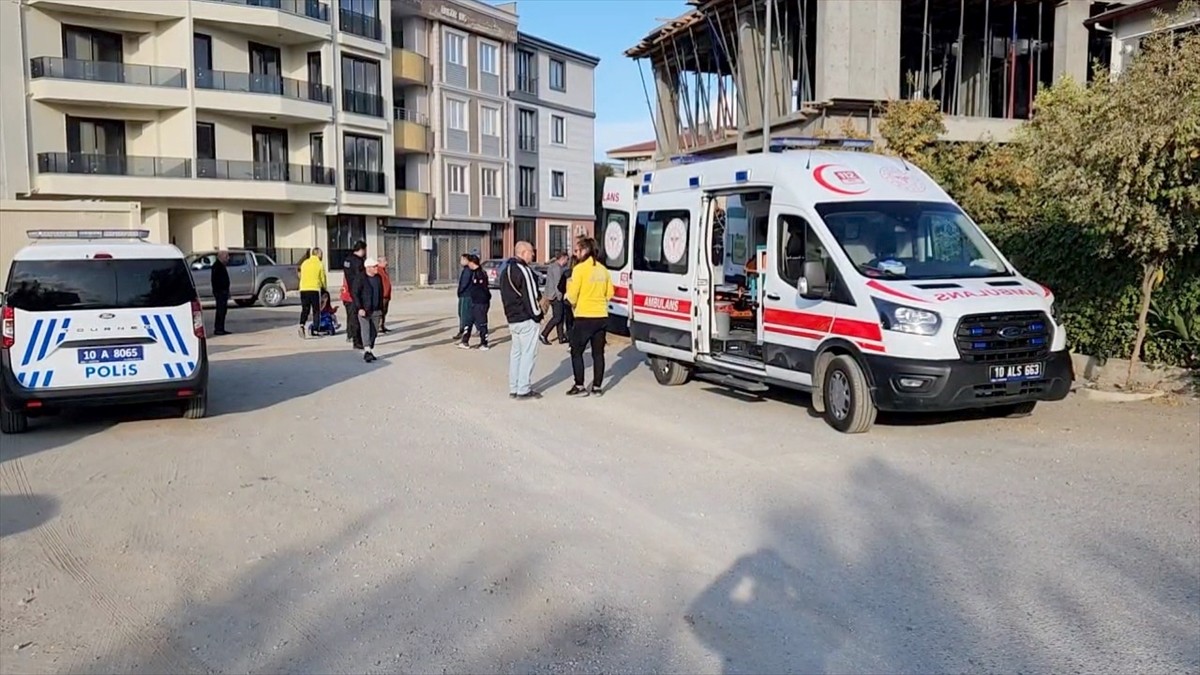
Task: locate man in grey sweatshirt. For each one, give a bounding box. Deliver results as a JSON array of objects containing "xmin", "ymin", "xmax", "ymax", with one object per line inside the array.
[{"xmin": 539, "ymin": 250, "xmax": 571, "ymax": 345}]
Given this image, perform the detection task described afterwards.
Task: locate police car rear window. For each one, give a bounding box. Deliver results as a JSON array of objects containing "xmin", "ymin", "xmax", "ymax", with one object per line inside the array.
[{"xmin": 4, "ymin": 259, "xmax": 195, "ymax": 312}]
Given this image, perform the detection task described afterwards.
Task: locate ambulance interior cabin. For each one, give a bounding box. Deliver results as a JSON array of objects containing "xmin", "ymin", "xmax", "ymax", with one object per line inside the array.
[{"xmin": 706, "ymin": 190, "xmax": 771, "ymax": 363}]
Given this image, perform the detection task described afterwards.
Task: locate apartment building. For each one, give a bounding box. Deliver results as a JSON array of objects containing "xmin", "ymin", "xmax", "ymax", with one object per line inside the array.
[
  {"xmin": 509, "ymin": 32, "xmax": 599, "ymax": 261},
  {"xmin": 385, "ymin": 0, "xmax": 516, "ymax": 284},
  {"xmin": 0, "ymin": 0, "xmax": 394, "ymax": 273}
]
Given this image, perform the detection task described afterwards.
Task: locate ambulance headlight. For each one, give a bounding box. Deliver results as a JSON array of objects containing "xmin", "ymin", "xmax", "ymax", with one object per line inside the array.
[{"xmin": 873, "ymin": 298, "xmax": 942, "ymax": 336}]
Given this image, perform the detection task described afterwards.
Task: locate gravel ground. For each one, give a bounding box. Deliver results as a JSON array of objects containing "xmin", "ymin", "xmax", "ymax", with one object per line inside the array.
[{"xmin": 1, "ymin": 289, "xmax": 1197, "ymax": 675}]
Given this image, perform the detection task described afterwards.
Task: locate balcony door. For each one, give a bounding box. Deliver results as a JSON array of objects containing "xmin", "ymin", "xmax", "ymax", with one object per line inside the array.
[
  {"xmin": 62, "ymin": 25, "xmax": 123, "ymax": 83},
  {"xmin": 197, "ymin": 122, "xmax": 216, "ymax": 177},
  {"xmin": 249, "ymin": 42, "xmax": 283, "ymax": 95},
  {"xmin": 307, "ymin": 51, "xmax": 323, "ymax": 101},
  {"xmin": 194, "ymin": 33, "xmax": 213, "ymax": 88},
  {"xmin": 252, "ymin": 126, "xmax": 289, "ymax": 181},
  {"xmin": 67, "ymin": 115, "xmax": 125, "ymax": 174}
]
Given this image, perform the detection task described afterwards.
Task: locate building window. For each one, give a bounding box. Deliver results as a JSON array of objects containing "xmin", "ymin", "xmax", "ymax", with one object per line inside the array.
[
  {"xmin": 63, "ymin": 24, "xmax": 122, "ymax": 63},
  {"xmin": 445, "ymin": 31, "xmax": 465, "ymax": 66},
  {"xmin": 343, "ymin": 133, "xmax": 384, "ymax": 193},
  {"xmin": 517, "ymin": 108, "xmax": 537, "ymax": 152},
  {"xmin": 514, "ymin": 218, "xmax": 536, "ymax": 247},
  {"xmin": 66, "ymin": 115, "xmax": 126, "ymax": 169},
  {"xmin": 446, "ymin": 98, "xmax": 467, "ymax": 131},
  {"xmin": 516, "ymin": 49, "xmax": 536, "ymax": 93},
  {"xmin": 447, "ymin": 163, "xmax": 467, "ymax": 194},
  {"xmin": 480, "ymin": 105, "xmax": 500, "ymax": 137},
  {"xmin": 243, "ymin": 211, "xmax": 275, "ymax": 250},
  {"xmin": 549, "ymin": 224, "xmax": 569, "ymax": 257},
  {"xmin": 551, "ymin": 115, "xmax": 566, "ymax": 145},
  {"xmin": 327, "ymin": 214, "xmax": 366, "ymax": 270},
  {"xmin": 479, "ymin": 42, "xmax": 499, "ymax": 75},
  {"xmin": 551, "ymin": 170, "xmax": 566, "ymax": 198},
  {"xmin": 480, "ymin": 167, "xmax": 499, "ymax": 197},
  {"xmin": 489, "ymin": 223, "xmax": 505, "ymax": 259},
  {"xmin": 338, "ymin": 0, "xmax": 381, "ymax": 40},
  {"xmin": 341, "ymin": 55, "xmax": 382, "ymax": 117},
  {"xmin": 549, "ymin": 57, "xmax": 566, "ymax": 91},
  {"xmin": 518, "ymin": 166, "xmax": 536, "ymax": 208}
]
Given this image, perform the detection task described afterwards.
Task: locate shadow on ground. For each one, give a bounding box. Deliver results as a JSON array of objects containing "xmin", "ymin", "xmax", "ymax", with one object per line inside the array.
[{"xmin": 0, "ymin": 493, "xmax": 58, "ymax": 538}]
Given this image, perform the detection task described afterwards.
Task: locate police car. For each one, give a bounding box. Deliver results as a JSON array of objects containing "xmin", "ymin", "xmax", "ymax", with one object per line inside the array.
[{"xmin": 0, "ymin": 230, "xmax": 209, "ymax": 434}]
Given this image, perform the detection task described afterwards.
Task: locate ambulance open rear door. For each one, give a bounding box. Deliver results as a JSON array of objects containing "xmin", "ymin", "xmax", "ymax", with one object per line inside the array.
[{"xmin": 600, "ymin": 176, "xmax": 636, "ymax": 334}]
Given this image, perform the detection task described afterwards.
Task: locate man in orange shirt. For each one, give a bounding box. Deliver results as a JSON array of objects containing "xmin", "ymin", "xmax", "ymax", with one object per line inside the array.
[{"xmin": 377, "ymin": 255, "xmax": 394, "ymax": 333}]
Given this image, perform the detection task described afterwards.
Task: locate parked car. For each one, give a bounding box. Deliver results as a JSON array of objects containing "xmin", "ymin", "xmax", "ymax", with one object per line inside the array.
[{"xmin": 186, "ymin": 250, "xmax": 299, "ymax": 308}]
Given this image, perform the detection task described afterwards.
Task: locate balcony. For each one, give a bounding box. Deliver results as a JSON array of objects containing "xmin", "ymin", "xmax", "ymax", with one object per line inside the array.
[
  {"xmin": 514, "ymin": 75, "xmax": 538, "ymax": 97},
  {"xmin": 28, "ymin": 57, "xmax": 189, "ymax": 110},
  {"xmin": 392, "ymin": 48, "xmax": 429, "ymax": 85},
  {"xmin": 345, "ymin": 169, "xmax": 386, "ymax": 194},
  {"xmin": 193, "ymin": 0, "xmax": 333, "ymax": 44},
  {"xmin": 517, "ymin": 134, "xmax": 538, "ymax": 153},
  {"xmin": 26, "ymin": 0, "xmax": 187, "ymax": 20},
  {"xmin": 394, "ymin": 189, "xmax": 429, "ymax": 220},
  {"xmin": 393, "ymin": 108, "xmax": 429, "ymax": 154},
  {"xmin": 342, "ymin": 89, "xmax": 384, "ymax": 118},
  {"xmin": 195, "ymin": 159, "xmax": 335, "ymax": 202},
  {"xmin": 38, "ymin": 152, "xmax": 191, "ymax": 178},
  {"xmin": 34, "ymin": 152, "xmax": 197, "ymax": 199},
  {"xmin": 338, "ymin": 6, "xmax": 383, "ymax": 43},
  {"xmin": 516, "ymin": 192, "xmax": 538, "ymax": 211},
  {"xmin": 194, "ymin": 69, "xmax": 333, "ymax": 123}
]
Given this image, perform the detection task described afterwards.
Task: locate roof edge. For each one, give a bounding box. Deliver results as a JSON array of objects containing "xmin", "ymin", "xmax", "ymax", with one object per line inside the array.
[{"xmin": 518, "ymin": 31, "xmax": 601, "ymax": 66}]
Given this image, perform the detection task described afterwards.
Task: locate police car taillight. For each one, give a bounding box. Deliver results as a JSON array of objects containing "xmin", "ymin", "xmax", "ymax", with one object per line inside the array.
[
  {"xmin": 191, "ymin": 299, "xmax": 205, "ymax": 338},
  {"xmin": 1, "ymin": 306, "xmax": 13, "ymax": 349}
]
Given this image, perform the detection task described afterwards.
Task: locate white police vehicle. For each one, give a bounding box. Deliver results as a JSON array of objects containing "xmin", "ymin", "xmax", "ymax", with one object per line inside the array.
[{"xmin": 0, "ymin": 230, "xmax": 208, "ymax": 434}]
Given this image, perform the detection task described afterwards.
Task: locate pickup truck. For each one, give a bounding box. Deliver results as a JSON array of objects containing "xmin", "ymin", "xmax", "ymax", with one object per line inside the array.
[{"xmin": 186, "ymin": 249, "xmax": 300, "ymax": 308}]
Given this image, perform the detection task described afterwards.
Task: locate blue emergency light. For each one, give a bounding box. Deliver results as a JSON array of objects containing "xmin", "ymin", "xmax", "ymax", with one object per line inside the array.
[
  {"xmin": 688, "ymin": 176, "xmax": 701, "ymax": 188},
  {"xmin": 640, "ymin": 184, "xmax": 651, "ymax": 195},
  {"xmin": 734, "ymin": 170, "xmax": 749, "ymax": 182},
  {"xmin": 642, "ymin": 172, "xmax": 653, "ymax": 183},
  {"xmin": 27, "ymin": 229, "xmax": 151, "ymax": 240},
  {"xmin": 768, "ymin": 136, "xmax": 875, "ymax": 153}
]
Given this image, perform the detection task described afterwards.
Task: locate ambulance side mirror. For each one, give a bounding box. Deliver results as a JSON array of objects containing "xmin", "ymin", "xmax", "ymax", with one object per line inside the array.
[{"xmin": 798, "ymin": 261, "xmax": 829, "ymax": 300}]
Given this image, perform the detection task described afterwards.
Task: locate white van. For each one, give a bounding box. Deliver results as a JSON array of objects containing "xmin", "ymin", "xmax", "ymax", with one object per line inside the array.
[
  {"xmin": 0, "ymin": 230, "xmax": 209, "ymax": 434},
  {"xmin": 628, "ymin": 138, "xmax": 1074, "ymax": 433},
  {"xmin": 600, "ymin": 176, "xmax": 636, "ymax": 334}
]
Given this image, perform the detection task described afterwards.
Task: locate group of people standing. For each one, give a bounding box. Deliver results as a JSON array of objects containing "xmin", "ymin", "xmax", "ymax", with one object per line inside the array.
[
  {"xmin": 456, "ymin": 237, "xmax": 614, "ymax": 400},
  {"xmin": 297, "ymin": 241, "xmax": 391, "ymax": 363}
]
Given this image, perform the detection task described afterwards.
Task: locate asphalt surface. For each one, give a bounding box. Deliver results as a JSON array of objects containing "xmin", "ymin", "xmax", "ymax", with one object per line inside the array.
[{"xmin": 1, "ymin": 290, "xmax": 1198, "ymax": 674}]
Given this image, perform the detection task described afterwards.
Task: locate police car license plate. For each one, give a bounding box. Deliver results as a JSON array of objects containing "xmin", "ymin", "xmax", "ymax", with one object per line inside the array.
[
  {"xmin": 989, "ymin": 362, "xmax": 1042, "ymax": 382},
  {"xmin": 77, "ymin": 346, "xmax": 144, "ymax": 364}
]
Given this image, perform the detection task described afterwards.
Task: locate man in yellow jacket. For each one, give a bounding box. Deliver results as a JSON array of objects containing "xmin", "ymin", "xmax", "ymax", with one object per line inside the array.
[
  {"xmin": 298, "ymin": 247, "xmax": 327, "ymax": 338},
  {"xmin": 565, "ymin": 237, "xmax": 614, "ymax": 396}
]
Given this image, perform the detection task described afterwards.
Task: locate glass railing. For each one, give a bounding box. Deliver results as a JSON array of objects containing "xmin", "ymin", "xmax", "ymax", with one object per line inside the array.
[
  {"xmin": 518, "ymin": 134, "xmax": 537, "ymax": 152},
  {"xmin": 342, "ymin": 89, "xmax": 383, "ymax": 117},
  {"xmin": 29, "ymin": 57, "xmax": 186, "ymax": 87},
  {"xmin": 518, "ymin": 192, "xmax": 538, "ymax": 209},
  {"xmin": 344, "ymin": 169, "xmax": 386, "ymax": 193},
  {"xmin": 205, "ymin": 0, "xmax": 330, "ymax": 22},
  {"xmin": 338, "ymin": 5, "xmax": 382, "ymax": 40},
  {"xmin": 392, "ymin": 107, "xmax": 427, "ymax": 124},
  {"xmin": 37, "ymin": 152, "xmax": 192, "ymax": 177},
  {"xmin": 196, "ymin": 69, "xmax": 332, "ymax": 103},
  {"xmin": 515, "ymin": 75, "xmax": 537, "ymax": 95},
  {"xmin": 195, "ymin": 159, "xmax": 336, "ymax": 184}
]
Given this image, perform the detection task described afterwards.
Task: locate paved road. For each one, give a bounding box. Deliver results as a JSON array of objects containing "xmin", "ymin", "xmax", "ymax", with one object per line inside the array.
[{"xmin": 2, "ymin": 291, "xmax": 1198, "ymax": 674}]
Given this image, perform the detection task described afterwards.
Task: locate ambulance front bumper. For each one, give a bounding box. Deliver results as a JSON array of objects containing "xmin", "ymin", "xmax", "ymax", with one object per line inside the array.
[
  {"xmin": 0, "ymin": 347, "xmax": 208, "ymax": 410},
  {"xmin": 863, "ymin": 349, "xmax": 1074, "ymax": 412}
]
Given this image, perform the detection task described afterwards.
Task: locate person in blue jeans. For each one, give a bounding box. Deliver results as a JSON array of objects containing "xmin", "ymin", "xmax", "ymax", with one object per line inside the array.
[{"xmin": 499, "ymin": 241, "xmax": 543, "ymax": 400}]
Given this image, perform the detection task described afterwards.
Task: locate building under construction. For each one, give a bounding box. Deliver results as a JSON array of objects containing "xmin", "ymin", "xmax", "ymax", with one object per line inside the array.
[{"xmin": 625, "ymin": 0, "xmax": 1133, "ymax": 162}]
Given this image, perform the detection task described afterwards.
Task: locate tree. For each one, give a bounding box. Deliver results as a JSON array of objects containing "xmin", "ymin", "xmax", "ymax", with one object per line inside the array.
[
  {"xmin": 594, "ymin": 162, "xmax": 616, "ymax": 225},
  {"xmin": 1017, "ymin": 9, "xmax": 1200, "ymax": 384}
]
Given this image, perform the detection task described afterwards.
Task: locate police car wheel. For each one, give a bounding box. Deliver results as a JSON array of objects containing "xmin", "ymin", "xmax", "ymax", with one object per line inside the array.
[
  {"xmin": 0, "ymin": 406, "xmax": 29, "ymax": 434},
  {"xmin": 259, "ymin": 282, "xmax": 286, "ymax": 308},
  {"xmin": 822, "ymin": 355, "xmax": 877, "ymax": 434},
  {"xmin": 182, "ymin": 392, "xmax": 208, "ymax": 420},
  {"xmin": 650, "ymin": 357, "xmax": 690, "ymax": 386}
]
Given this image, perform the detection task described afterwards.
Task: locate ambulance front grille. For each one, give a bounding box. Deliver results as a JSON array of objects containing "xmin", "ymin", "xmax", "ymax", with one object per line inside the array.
[{"xmin": 954, "ymin": 311, "xmax": 1052, "ymax": 364}]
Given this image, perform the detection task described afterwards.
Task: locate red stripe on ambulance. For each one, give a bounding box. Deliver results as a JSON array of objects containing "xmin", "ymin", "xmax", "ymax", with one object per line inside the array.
[
  {"xmin": 764, "ymin": 308, "xmax": 885, "ymax": 344},
  {"xmin": 633, "ymin": 294, "xmax": 691, "ymax": 321}
]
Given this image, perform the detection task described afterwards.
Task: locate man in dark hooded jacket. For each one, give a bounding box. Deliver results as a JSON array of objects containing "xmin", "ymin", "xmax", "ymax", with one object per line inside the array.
[{"xmin": 342, "ymin": 240, "xmax": 367, "ymax": 349}]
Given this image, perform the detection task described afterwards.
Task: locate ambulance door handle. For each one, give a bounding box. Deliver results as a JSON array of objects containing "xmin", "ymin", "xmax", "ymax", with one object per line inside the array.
[
  {"xmin": 766, "ymin": 293, "xmax": 781, "ymax": 301},
  {"xmin": 677, "ymin": 286, "xmax": 688, "ymax": 292}
]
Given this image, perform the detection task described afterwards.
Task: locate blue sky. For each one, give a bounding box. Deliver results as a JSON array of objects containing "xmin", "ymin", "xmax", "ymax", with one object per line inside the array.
[{"xmin": 506, "ymin": 0, "xmax": 686, "ymax": 161}]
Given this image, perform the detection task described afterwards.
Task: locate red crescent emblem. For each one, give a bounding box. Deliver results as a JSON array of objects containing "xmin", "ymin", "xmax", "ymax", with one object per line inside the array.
[{"xmin": 813, "ymin": 164, "xmax": 869, "ymax": 195}]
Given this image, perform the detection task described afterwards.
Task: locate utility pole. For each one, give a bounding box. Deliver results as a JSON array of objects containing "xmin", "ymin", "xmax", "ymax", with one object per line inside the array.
[{"xmin": 761, "ymin": 0, "xmax": 773, "ymax": 150}]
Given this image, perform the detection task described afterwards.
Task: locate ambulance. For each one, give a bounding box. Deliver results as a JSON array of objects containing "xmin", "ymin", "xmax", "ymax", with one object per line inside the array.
[
  {"xmin": 599, "ymin": 175, "xmax": 637, "ymax": 334},
  {"xmin": 628, "ymin": 137, "xmax": 1074, "ymax": 433},
  {"xmin": 0, "ymin": 230, "xmax": 209, "ymax": 434}
]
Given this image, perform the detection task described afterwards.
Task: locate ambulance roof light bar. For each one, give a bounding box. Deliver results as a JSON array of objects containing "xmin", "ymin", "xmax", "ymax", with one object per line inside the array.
[
  {"xmin": 667, "ymin": 154, "xmax": 712, "ymax": 165},
  {"xmin": 768, "ymin": 136, "xmax": 875, "ymax": 153},
  {"xmin": 27, "ymin": 229, "xmax": 151, "ymax": 240}
]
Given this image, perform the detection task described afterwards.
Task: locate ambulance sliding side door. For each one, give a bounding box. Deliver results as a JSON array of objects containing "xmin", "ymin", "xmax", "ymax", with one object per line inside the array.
[
  {"xmin": 600, "ymin": 177, "xmax": 636, "ymax": 327},
  {"xmin": 630, "ymin": 201, "xmax": 698, "ymax": 363}
]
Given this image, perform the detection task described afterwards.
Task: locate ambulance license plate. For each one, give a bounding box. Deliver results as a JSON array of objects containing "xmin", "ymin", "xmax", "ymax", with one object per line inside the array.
[
  {"xmin": 77, "ymin": 346, "xmax": 144, "ymax": 364},
  {"xmin": 988, "ymin": 362, "xmax": 1042, "ymax": 382}
]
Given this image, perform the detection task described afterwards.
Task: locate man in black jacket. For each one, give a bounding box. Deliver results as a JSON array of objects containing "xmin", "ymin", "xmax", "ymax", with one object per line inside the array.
[
  {"xmin": 212, "ymin": 249, "xmax": 232, "ymax": 336},
  {"xmin": 499, "ymin": 241, "xmax": 543, "ymax": 399},
  {"xmin": 353, "ymin": 257, "xmax": 385, "ymax": 363},
  {"xmin": 453, "ymin": 253, "xmax": 472, "ymax": 341},
  {"xmin": 343, "ymin": 240, "xmax": 367, "ymax": 349}
]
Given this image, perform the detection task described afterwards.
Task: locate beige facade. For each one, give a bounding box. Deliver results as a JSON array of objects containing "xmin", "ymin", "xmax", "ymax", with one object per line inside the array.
[{"xmin": 1, "ymin": 0, "xmax": 395, "ymax": 271}]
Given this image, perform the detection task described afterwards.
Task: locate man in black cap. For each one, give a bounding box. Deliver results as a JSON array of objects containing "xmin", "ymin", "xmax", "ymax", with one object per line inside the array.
[{"xmin": 343, "ymin": 240, "xmax": 367, "ymax": 350}]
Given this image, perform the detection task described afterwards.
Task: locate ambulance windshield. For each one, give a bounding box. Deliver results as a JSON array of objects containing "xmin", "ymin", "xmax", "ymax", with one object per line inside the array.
[{"xmin": 816, "ymin": 200, "xmax": 1010, "ymax": 280}]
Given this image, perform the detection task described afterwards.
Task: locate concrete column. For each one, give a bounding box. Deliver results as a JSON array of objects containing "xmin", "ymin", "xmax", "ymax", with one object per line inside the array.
[
  {"xmin": 215, "ymin": 209, "xmax": 243, "ymax": 248},
  {"xmin": 736, "ymin": 5, "xmax": 764, "ymax": 130},
  {"xmin": 815, "ymin": 0, "xmax": 902, "ymax": 101},
  {"xmin": 653, "ymin": 64, "xmax": 681, "ymax": 157},
  {"xmin": 1052, "ymin": 0, "xmax": 1091, "ymax": 84}
]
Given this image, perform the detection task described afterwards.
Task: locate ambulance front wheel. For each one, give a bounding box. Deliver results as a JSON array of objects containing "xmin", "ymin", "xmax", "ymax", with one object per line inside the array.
[
  {"xmin": 650, "ymin": 357, "xmax": 691, "ymax": 386},
  {"xmin": 822, "ymin": 355, "xmax": 877, "ymax": 434},
  {"xmin": 0, "ymin": 401, "xmax": 29, "ymax": 435}
]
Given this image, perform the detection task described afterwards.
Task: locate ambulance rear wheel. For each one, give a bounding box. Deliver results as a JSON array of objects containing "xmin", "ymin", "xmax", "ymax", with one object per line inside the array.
[
  {"xmin": 0, "ymin": 406, "xmax": 28, "ymax": 435},
  {"xmin": 822, "ymin": 355, "xmax": 877, "ymax": 434},
  {"xmin": 650, "ymin": 357, "xmax": 691, "ymax": 386},
  {"xmin": 182, "ymin": 391, "xmax": 208, "ymax": 420}
]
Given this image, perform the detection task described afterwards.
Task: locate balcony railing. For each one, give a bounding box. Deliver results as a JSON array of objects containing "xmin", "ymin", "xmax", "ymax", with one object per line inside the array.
[
  {"xmin": 37, "ymin": 152, "xmax": 191, "ymax": 177},
  {"xmin": 518, "ymin": 192, "xmax": 538, "ymax": 209},
  {"xmin": 342, "ymin": 89, "xmax": 383, "ymax": 117},
  {"xmin": 345, "ymin": 168, "xmax": 386, "ymax": 193},
  {"xmin": 516, "ymin": 75, "xmax": 537, "ymax": 95},
  {"xmin": 29, "ymin": 57, "xmax": 186, "ymax": 87},
  {"xmin": 517, "ymin": 134, "xmax": 537, "ymax": 152},
  {"xmin": 196, "ymin": 159, "xmax": 335, "ymax": 184},
  {"xmin": 196, "ymin": 69, "xmax": 332, "ymax": 103},
  {"xmin": 206, "ymin": 0, "xmax": 330, "ymax": 22},
  {"xmin": 393, "ymin": 107, "xmax": 427, "ymax": 125},
  {"xmin": 338, "ymin": 5, "xmax": 382, "ymax": 40}
]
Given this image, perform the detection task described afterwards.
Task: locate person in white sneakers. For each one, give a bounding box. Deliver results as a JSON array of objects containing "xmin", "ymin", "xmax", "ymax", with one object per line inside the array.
[
  {"xmin": 459, "ymin": 254, "xmax": 491, "ymax": 351},
  {"xmin": 353, "ymin": 258, "xmax": 385, "ymax": 363}
]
